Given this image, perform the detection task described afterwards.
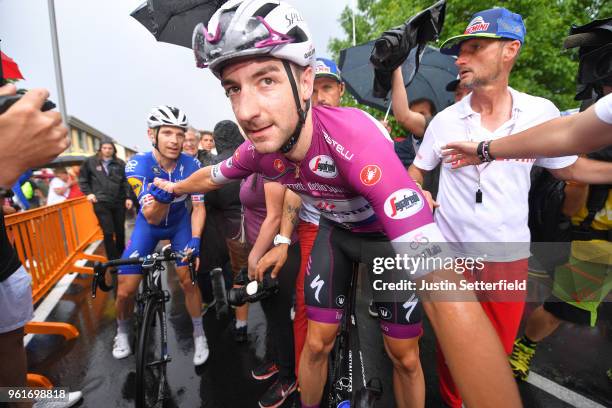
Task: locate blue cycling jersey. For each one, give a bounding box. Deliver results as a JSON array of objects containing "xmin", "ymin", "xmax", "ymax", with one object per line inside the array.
[
  {"xmin": 125, "ymin": 151, "xmax": 204, "ymax": 228},
  {"xmin": 119, "ymin": 152, "xmax": 204, "ymax": 274}
]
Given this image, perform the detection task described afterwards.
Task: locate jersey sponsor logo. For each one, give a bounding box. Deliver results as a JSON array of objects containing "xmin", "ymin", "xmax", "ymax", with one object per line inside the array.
[
  {"xmin": 310, "ymin": 274, "xmax": 325, "ymax": 303},
  {"xmin": 359, "ymin": 165, "xmax": 382, "ymax": 186},
  {"xmin": 316, "ymin": 201, "xmax": 336, "ymax": 211},
  {"xmin": 322, "ymin": 131, "xmax": 354, "ymax": 161},
  {"xmin": 378, "ymin": 307, "xmax": 392, "ymax": 320},
  {"xmin": 234, "ymin": 149, "xmax": 240, "ymax": 160},
  {"xmin": 226, "ymin": 157, "xmax": 233, "ymax": 168},
  {"xmin": 464, "ymin": 16, "xmax": 490, "ymax": 34},
  {"xmin": 309, "ymin": 155, "xmax": 338, "ymax": 178},
  {"xmin": 384, "ymin": 188, "xmax": 424, "ymax": 219},
  {"xmin": 273, "ymin": 159, "xmax": 286, "ymax": 173},
  {"xmin": 152, "ymin": 166, "xmax": 161, "ymax": 176},
  {"xmin": 125, "ymin": 159, "xmax": 138, "ymax": 173},
  {"xmin": 179, "ymin": 164, "xmax": 184, "ymax": 177},
  {"xmin": 335, "ymin": 295, "xmax": 345, "ymax": 307},
  {"xmin": 127, "ymin": 176, "xmax": 144, "ymax": 197}
]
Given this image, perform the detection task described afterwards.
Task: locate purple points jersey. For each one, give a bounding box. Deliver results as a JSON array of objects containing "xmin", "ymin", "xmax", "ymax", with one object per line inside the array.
[{"xmin": 211, "ymin": 106, "xmax": 444, "ymax": 249}]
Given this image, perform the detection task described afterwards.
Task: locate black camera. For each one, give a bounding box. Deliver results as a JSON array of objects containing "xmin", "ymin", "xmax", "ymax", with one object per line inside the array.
[
  {"xmin": 0, "ymin": 89, "xmax": 56, "ymax": 115},
  {"xmin": 227, "ymin": 268, "xmax": 279, "ymax": 306}
]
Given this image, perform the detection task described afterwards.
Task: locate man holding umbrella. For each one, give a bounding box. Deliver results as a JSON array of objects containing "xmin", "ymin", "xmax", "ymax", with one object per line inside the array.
[{"xmin": 408, "ymin": 8, "xmax": 611, "ymax": 407}]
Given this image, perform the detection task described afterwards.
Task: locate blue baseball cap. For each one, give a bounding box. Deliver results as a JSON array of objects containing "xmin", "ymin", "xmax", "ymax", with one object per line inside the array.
[
  {"xmin": 314, "ymin": 57, "xmax": 343, "ymax": 82},
  {"xmin": 440, "ymin": 8, "xmax": 526, "ymax": 55}
]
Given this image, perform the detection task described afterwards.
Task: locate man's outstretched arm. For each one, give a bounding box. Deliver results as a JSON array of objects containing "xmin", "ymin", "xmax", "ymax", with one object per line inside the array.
[{"xmin": 154, "ymin": 165, "xmax": 222, "ymax": 195}]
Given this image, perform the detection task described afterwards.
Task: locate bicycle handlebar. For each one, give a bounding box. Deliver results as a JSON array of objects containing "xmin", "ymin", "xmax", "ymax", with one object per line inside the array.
[{"xmin": 91, "ymin": 246, "xmax": 196, "ymax": 298}]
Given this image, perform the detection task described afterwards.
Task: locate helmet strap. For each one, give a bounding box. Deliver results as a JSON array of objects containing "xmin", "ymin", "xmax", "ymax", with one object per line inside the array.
[{"xmin": 280, "ymin": 60, "xmax": 310, "ymax": 154}]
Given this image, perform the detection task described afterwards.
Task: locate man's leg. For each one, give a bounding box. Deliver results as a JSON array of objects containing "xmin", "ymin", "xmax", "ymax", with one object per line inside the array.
[
  {"xmin": 111, "ymin": 205, "xmax": 127, "ymax": 257},
  {"xmin": 294, "ymin": 220, "xmax": 318, "ymax": 376},
  {"xmin": 93, "ymin": 202, "xmax": 119, "ymax": 260},
  {"xmin": 225, "ymin": 238, "xmax": 249, "ymax": 340},
  {"xmin": 298, "ymin": 320, "xmax": 339, "ymax": 406},
  {"xmin": 524, "ymin": 305, "xmax": 561, "ymax": 342},
  {"xmin": 115, "ymin": 274, "xmax": 142, "ymax": 319},
  {"xmin": 176, "ymin": 266, "xmax": 203, "ymax": 318},
  {"xmin": 383, "ymin": 336, "xmax": 424, "ymax": 408},
  {"xmin": 0, "ymin": 328, "xmax": 30, "ymax": 408}
]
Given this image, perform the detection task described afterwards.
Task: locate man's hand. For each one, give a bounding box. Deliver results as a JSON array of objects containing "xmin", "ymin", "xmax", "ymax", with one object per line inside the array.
[
  {"xmin": 153, "ymin": 177, "xmax": 176, "ymax": 193},
  {"xmin": 441, "ymin": 141, "xmax": 482, "ymax": 169},
  {"xmin": 182, "ymin": 237, "xmax": 201, "ymax": 271},
  {"xmin": 125, "ymin": 199, "xmax": 133, "ymax": 210},
  {"xmin": 0, "ymin": 85, "xmax": 69, "ymax": 188},
  {"xmin": 256, "ymin": 244, "xmax": 289, "ymax": 280},
  {"xmin": 414, "ymin": 182, "xmax": 439, "ymax": 210},
  {"xmin": 87, "ymin": 193, "xmax": 97, "ymax": 203},
  {"xmin": 149, "ymin": 183, "xmax": 175, "ymax": 203}
]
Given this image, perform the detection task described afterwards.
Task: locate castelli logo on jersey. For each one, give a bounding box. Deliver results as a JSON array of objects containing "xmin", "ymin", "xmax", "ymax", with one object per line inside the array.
[
  {"xmin": 234, "ymin": 149, "xmax": 240, "ymax": 160},
  {"xmin": 359, "ymin": 165, "xmax": 382, "ymax": 186},
  {"xmin": 464, "ymin": 16, "xmax": 490, "ymax": 34},
  {"xmin": 309, "ymin": 155, "xmax": 337, "ymax": 178},
  {"xmin": 274, "ymin": 159, "xmax": 286, "ymax": 173},
  {"xmin": 384, "ymin": 188, "xmax": 423, "ymax": 219}
]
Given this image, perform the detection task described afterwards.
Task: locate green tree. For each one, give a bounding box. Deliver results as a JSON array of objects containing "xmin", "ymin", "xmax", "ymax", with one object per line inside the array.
[{"xmin": 327, "ymin": 0, "xmax": 611, "ymax": 136}]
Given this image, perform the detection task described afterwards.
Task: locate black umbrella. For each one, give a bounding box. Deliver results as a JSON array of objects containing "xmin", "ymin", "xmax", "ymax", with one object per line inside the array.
[
  {"xmin": 131, "ymin": 0, "xmax": 225, "ymax": 49},
  {"xmin": 339, "ymin": 44, "xmax": 457, "ymax": 114}
]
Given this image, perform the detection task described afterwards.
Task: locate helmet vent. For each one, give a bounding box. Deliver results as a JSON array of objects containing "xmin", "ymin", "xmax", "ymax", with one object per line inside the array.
[{"xmin": 253, "ymin": 3, "xmax": 278, "ymax": 18}]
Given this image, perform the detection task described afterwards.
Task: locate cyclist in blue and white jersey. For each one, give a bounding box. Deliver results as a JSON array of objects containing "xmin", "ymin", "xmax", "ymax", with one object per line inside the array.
[{"xmin": 113, "ymin": 105, "xmax": 208, "ymax": 366}]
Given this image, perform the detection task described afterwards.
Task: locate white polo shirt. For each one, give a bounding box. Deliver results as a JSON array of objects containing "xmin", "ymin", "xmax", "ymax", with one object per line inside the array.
[{"xmin": 414, "ymin": 87, "xmax": 578, "ymax": 261}]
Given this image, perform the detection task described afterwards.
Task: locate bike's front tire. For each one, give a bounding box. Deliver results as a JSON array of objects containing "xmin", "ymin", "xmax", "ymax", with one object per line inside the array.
[{"xmin": 135, "ymin": 298, "xmax": 168, "ymax": 408}]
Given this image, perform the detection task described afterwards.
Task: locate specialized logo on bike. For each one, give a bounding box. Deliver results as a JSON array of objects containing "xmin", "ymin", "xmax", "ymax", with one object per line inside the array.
[
  {"xmin": 359, "ymin": 164, "xmax": 382, "ymax": 186},
  {"xmin": 378, "ymin": 307, "xmax": 392, "ymax": 320},
  {"xmin": 335, "ymin": 295, "xmax": 345, "ymax": 307},
  {"xmin": 309, "ymin": 155, "xmax": 337, "ymax": 178},
  {"xmin": 384, "ymin": 188, "xmax": 423, "ymax": 219},
  {"xmin": 128, "ymin": 176, "xmax": 144, "ymax": 197},
  {"xmin": 273, "ymin": 159, "xmax": 286, "ymax": 173}
]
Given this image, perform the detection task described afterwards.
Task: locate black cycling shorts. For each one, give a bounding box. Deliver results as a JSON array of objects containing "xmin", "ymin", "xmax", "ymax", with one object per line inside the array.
[{"xmin": 304, "ymin": 218, "xmax": 422, "ymax": 339}]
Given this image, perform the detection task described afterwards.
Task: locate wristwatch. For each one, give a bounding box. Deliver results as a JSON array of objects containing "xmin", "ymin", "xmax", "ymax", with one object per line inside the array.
[{"xmin": 273, "ymin": 234, "xmax": 291, "ymax": 247}]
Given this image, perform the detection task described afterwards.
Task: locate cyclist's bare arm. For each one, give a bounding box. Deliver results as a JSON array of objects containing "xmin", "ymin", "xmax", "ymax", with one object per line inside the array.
[
  {"xmin": 141, "ymin": 200, "xmax": 170, "ymax": 225},
  {"xmin": 414, "ymin": 269, "xmax": 522, "ymax": 407},
  {"xmin": 154, "ymin": 166, "xmax": 223, "ymax": 195},
  {"xmin": 255, "ymin": 188, "xmax": 302, "ymax": 278},
  {"xmin": 191, "ymin": 201, "xmax": 205, "ymax": 240}
]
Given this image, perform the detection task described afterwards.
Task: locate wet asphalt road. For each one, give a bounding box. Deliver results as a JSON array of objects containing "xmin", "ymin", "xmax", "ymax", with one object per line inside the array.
[{"xmin": 25, "ymin": 245, "xmax": 611, "ymax": 407}]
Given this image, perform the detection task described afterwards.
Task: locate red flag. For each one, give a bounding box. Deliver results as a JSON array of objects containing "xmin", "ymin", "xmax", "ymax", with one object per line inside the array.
[{"xmin": 1, "ymin": 51, "xmax": 24, "ymax": 80}]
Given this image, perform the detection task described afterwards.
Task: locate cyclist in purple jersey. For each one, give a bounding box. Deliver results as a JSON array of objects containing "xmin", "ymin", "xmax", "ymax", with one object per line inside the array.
[{"xmin": 153, "ymin": 1, "xmax": 522, "ymax": 407}]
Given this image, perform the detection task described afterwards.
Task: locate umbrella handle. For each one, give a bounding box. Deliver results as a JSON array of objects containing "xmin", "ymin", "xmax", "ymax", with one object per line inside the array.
[{"xmin": 384, "ymin": 100, "xmax": 392, "ymax": 122}]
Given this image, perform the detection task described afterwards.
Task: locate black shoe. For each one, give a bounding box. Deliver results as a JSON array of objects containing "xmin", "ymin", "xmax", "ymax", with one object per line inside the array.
[
  {"xmin": 368, "ymin": 300, "xmax": 378, "ymax": 318},
  {"xmin": 232, "ymin": 321, "xmax": 247, "ymax": 343},
  {"xmin": 258, "ymin": 377, "xmax": 297, "ymax": 408},
  {"xmin": 252, "ymin": 361, "xmax": 279, "ymax": 381}
]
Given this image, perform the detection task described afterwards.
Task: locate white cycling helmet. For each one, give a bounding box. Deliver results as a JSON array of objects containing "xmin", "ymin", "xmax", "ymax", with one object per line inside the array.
[
  {"xmin": 147, "ymin": 105, "xmax": 189, "ymax": 130},
  {"xmin": 193, "ymin": 0, "xmax": 315, "ymax": 79}
]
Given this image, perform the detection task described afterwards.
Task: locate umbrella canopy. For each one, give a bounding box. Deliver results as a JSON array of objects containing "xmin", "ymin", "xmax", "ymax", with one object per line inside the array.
[
  {"xmin": 1, "ymin": 51, "xmax": 24, "ymax": 81},
  {"xmin": 131, "ymin": 0, "xmax": 225, "ymax": 49},
  {"xmin": 46, "ymin": 153, "xmax": 89, "ymax": 168},
  {"xmin": 339, "ymin": 44, "xmax": 457, "ymax": 114}
]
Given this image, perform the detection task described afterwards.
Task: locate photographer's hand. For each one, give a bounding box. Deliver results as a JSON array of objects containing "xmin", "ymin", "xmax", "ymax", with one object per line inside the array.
[{"xmin": 0, "ymin": 86, "xmax": 69, "ymax": 188}]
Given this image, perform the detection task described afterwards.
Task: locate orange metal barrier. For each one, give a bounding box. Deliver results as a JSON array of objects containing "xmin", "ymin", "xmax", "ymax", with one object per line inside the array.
[{"xmin": 5, "ymin": 197, "xmax": 107, "ymax": 387}]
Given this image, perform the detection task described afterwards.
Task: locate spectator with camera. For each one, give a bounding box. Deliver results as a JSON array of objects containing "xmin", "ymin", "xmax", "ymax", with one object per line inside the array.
[
  {"xmin": 79, "ymin": 141, "xmax": 132, "ymax": 261},
  {"xmin": 0, "ymin": 83, "xmax": 81, "ymax": 406}
]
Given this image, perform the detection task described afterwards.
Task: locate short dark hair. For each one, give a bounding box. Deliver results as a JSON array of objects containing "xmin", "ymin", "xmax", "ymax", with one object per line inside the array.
[{"xmin": 410, "ymin": 98, "xmax": 437, "ymax": 116}]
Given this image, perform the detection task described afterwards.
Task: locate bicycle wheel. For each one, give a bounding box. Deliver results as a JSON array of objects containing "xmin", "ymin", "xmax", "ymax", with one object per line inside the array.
[{"xmin": 135, "ymin": 297, "xmax": 168, "ymax": 408}]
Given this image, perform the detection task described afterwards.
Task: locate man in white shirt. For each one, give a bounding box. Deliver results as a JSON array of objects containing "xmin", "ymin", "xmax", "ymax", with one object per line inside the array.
[
  {"xmin": 409, "ymin": 7, "xmax": 612, "ymax": 407},
  {"xmin": 47, "ymin": 167, "xmax": 71, "ymax": 205}
]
